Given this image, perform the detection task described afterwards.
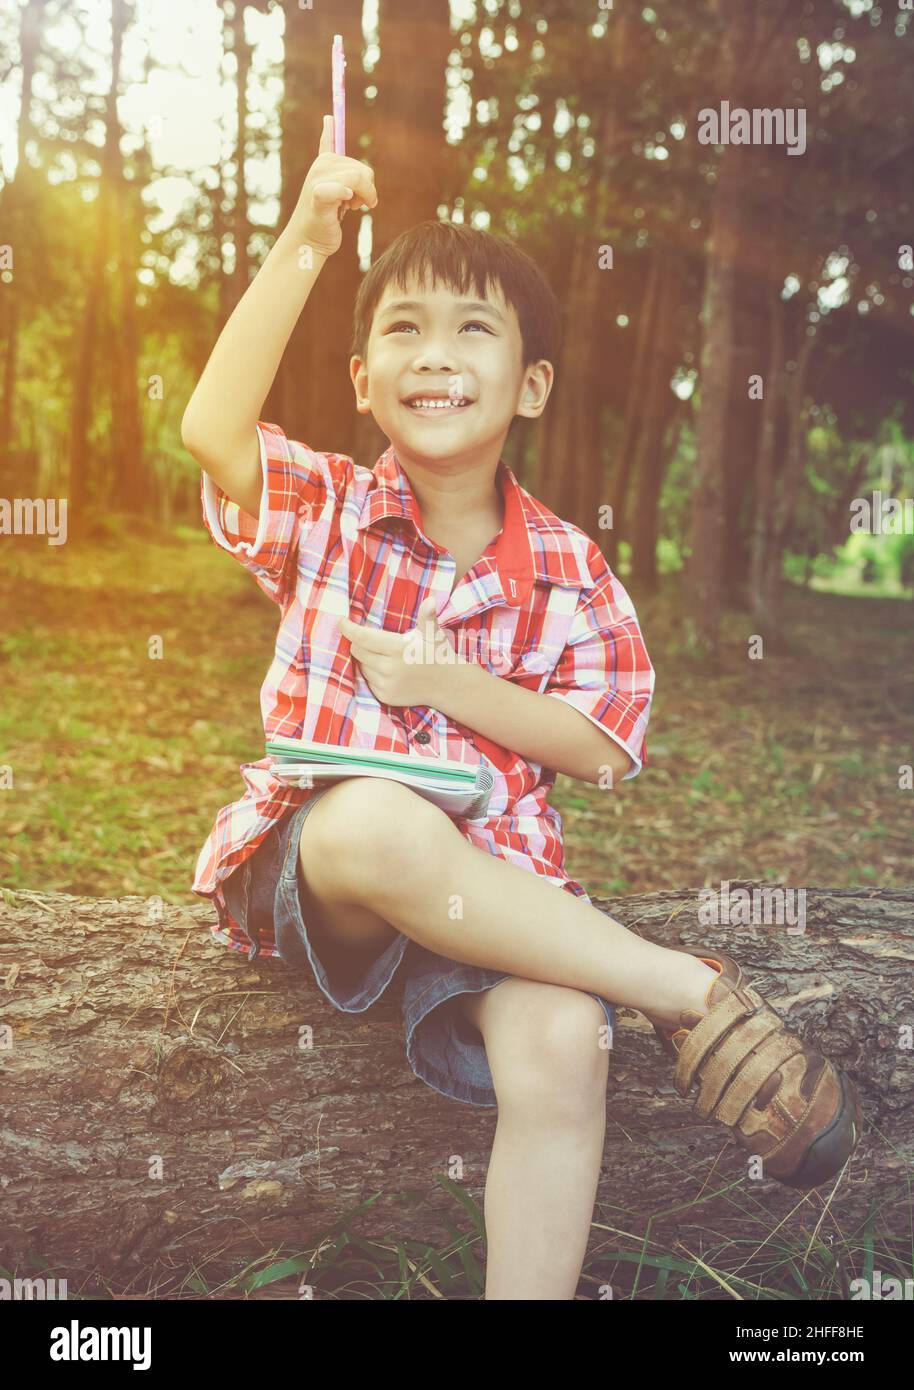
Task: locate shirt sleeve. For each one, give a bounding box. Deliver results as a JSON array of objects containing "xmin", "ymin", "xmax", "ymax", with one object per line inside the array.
[
  {"xmin": 544, "ymin": 566, "xmax": 655, "ymax": 781},
  {"xmin": 199, "ymin": 420, "xmax": 331, "ymax": 605}
]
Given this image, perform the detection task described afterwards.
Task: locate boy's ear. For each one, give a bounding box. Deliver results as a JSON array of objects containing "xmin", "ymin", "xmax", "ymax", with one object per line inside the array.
[
  {"xmin": 350, "ymin": 355, "xmax": 371, "ymax": 413},
  {"xmin": 517, "ymin": 360, "xmax": 554, "ymax": 419}
]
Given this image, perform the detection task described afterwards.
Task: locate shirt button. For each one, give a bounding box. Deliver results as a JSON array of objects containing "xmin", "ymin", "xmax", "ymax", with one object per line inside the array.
[{"xmin": 414, "ymin": 731, "xmax": 431, "ymax": 745}]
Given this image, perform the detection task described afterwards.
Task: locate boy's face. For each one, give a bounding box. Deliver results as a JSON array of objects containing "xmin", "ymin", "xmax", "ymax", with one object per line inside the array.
[{"xmin": 350, "ymin": 273, "xmax": 553, "ymax": 471}]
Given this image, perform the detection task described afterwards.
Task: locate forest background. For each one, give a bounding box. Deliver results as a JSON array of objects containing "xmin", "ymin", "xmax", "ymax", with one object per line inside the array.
[{"xmin": 1, "ymin": 0, "xmax": 912, "ymax": 907}]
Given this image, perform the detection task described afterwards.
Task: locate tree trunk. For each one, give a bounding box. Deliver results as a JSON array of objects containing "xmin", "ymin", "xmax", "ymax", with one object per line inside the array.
[
  {"xmin": 719, "ymin": 286, "xmax": 766, "ymax": 608},
  {"xmin": 762, "ymin": 327, "xmax": 816, "ymax": 620},
  {"xmin": 68, "ymin": 130, "xmax": 112, "ymax": 533},
  {"xmin": 685, "ymin": 0, "xmax": 752, "ymax": 657},
  {"xmin": 629, "ymin": 405, "xmax": 680, "ymax": 593},
  {"xmin": 825, "ymin": 446, "xmax": 870, "ymax": 551},
  {"xmin": 229, "ymin": 0, "xmax": 251, "ymax": 308},
  {"xmin": 749, "ymin": 287, "xmax": 786, "ymax": 628},
  {"xmin": 1, "ymin": 883, "xmax": 908, "ymax": 1292},
  {"xmin": 626, "ymin": 253, "xmax": 681, "ymax": 588},
  {"xmin": 110, "ymin": 0, "xmax": 144, "ymax": 516},
  {"xmin": 685, "ymin": 151, "xmax": 741, "ymax": 653},
  {"xmin": 536, "ymin": 13, "xmax": 636, "ymax": 537},
  {"xmin": 0, "ymin": 0, "xmax": 47, "ymax": 462},
  {"xmin": 549, "ymin": 226, "xmax": 595, "ymax": 529},
  {"xmin": 605, "ymin": 249, "xmax": 663, "ymax": 569},
  {"xmin": 272, "ymin": 1, "xmax": 453, "ymax": 464}
]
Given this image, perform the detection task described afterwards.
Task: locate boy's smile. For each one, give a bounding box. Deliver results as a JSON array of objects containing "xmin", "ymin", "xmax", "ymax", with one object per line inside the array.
[{"xmin": 350, "ymin": 274, "xmax": 553, "ymax": 476}]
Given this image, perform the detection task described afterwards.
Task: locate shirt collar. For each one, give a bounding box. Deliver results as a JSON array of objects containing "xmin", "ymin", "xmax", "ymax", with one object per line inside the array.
[{"xmin": 357, "ymin": 444, "xmax": 590, "ymax": 609}]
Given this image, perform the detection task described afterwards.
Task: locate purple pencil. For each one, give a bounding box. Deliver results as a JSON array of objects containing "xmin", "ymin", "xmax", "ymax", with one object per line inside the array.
[{"xmin": 332, "ymin": 34, "xmax": 346, "ymax": 156}]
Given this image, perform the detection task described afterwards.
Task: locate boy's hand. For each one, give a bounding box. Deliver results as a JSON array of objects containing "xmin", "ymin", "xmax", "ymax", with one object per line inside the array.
[
  {"xmin": 338, "ymin": 598, "xmax": 466, "ymax": 710},
  {"xmin": 287, "ymin": 114, "xmax": 378, "ymax": 258}
]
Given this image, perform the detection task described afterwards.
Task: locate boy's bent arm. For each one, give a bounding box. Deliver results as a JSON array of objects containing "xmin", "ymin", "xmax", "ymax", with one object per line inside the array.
[
  {"xmin": 181, "ymin": 230, "xmax": 329, "ymax": 518},
  {"xmin": 432, "ymin": 662, "xmax": 637, "ymax": 786},
  {"xmin": 421, "ymin": 569, "xmax": 652, "ymax": 785}
]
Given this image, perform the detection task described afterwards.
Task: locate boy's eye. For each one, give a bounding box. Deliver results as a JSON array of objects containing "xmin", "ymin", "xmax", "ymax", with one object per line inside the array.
[{"xmin": 386, "ymin": 322, "xmax": 493, "ymax": 334}]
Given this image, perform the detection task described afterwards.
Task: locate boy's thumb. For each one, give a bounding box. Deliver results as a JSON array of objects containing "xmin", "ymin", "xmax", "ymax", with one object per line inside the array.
[{"xmin": 416, "ymin": 596, "xmax": 440, "ymax": 626}]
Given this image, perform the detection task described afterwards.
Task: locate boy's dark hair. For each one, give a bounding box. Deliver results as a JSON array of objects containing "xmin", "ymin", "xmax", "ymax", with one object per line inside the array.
[{"xmin": 350, "ymin": 219, "xmax": 562, "ymax": 370}]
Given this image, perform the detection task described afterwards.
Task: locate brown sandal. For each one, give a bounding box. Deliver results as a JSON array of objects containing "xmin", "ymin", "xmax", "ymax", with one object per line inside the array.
[{"xmin": 651, "ymin": 946, "xmax": 862, "ymax": 1190}]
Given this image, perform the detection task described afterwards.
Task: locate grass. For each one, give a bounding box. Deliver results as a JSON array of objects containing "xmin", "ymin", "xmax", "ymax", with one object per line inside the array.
[
  {"xmin": 5, "ymin": 1167, "xmax": 911, "ymax": 1301},
  {"xmin": 1, "ymin": 522, "xmax": 911, "ymax": 1299},
  {"xmin": 1, "ymin": 525, "xmax": 911, "ymax": 901}
]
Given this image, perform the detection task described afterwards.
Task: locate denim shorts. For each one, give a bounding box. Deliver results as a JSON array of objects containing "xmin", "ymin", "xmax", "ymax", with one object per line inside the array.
[{"xmin": 222, "ymin": 787, "xmax": 616, "ymax": 1108}]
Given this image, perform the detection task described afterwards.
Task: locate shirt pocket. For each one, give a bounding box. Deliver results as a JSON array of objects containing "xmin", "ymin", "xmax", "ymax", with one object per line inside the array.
[
  {"xmin": 483, "ymin": 593, "xmax": 577, "ymax": 688},
  {"xmin": 510, "ymin": 642, "xmax": 564, "ymax": 688}
]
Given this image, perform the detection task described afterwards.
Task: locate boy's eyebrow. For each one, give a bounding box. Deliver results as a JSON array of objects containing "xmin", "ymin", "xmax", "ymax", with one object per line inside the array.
[{"xmin": 377, "ymin": 298, "xmax": 506, "ymax": 324}]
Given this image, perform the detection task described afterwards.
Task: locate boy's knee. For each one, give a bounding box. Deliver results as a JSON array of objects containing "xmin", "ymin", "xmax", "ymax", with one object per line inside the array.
[
  {"xmin": 486, "ymin": 984, "xmax": 610, "ymax": 1114},
  {"xmin": 299, "ymin": 777, "xmax": 452, "ymax": 892}
]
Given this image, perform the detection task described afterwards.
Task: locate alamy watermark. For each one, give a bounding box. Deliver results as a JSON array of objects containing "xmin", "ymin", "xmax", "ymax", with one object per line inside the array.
[
  {"xmin": 49, "ymin": 1321, "xmax": 150, "ymax": 1369},
  {"xmin": 849, "ymin": 491, "xmax": 914, "ymax": 535},
  {"xmin": 698, "ymin": 880, "xmax": 807, "ymax": 934},
  {"xmin": 697, "ymin": 101, "xmax": 807, "ymax": 156},
  {"xmin": 849, "ymin": 1271, "xmax": 913, "ymax": 1300},
  {"xmin": 0, "ymin": 1275, "xmax": 68, "ymax": 1299},
  {"xmin": 0, "ymin": 497, "xmax": 68, "ymax": 544},
  {"xmin": 403, "ymin": 626, "xmax": 517, "ymax": 674}
]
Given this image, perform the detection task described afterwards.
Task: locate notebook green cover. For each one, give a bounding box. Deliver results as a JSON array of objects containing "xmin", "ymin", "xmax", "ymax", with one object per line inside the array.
[{"xmin": 265, "ymin": 736, "xmax": 480, "ymax": 787}]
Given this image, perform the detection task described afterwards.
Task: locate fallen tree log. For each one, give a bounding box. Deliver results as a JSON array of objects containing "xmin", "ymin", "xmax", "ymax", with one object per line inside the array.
[{"xmin": 0, "ymin": 883, "xmax": 911, "ymax": 1295}]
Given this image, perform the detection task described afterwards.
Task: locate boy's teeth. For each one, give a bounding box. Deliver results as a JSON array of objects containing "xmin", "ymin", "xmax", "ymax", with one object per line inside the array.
[{"xmin": 408, "ymin": 398, "xmax": 470, "ymax": 409}]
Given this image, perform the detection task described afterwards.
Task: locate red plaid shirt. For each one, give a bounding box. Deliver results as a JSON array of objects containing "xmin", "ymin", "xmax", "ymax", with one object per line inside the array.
[{"xmin": 192, "ymin": 421, "xmax": 654, "ymax": 957}]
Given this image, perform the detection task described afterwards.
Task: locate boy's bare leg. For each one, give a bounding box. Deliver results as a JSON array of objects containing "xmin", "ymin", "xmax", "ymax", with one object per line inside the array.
[
  {"xmin": 297, "ymin": 778, "xmax": 718, "ymax": 1029},
  {"xmin": 459, "ymin": 981, "xmax": 609, "ymax": 1300}
]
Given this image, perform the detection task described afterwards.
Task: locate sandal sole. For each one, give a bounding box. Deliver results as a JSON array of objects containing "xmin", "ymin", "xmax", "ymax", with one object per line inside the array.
[
  {"xmin": 654, "ymin": 1019, "xmax": 862, "ymax": 1190},
  {"xmin": 778, "ymin": 1067, "xmax": 862, "ymax": 1190}
]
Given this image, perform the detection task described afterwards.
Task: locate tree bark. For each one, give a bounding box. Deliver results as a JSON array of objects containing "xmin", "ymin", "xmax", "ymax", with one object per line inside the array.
[
  {"xmin": 1, "ymin": 883, "xmax": 909, "ymax": 1292},
  {"xmin": 605, "ymin": 249, "xmax": 663, "ymax": 569},
  {"xmin": 0, "ymin": 0, "xmax": 46, "ymax": 461},
  {"xmin": 629, "ymin": 404, "xmax": 680, "ymax": 593},
  {"xmin": 110, "ymin": 0, "xmax": 144, "ymax": 516},
  {"xmin": 762, "ymin": 327, "xmax": 816, "ymax": 620},
  {"xmin": 229, "ymin": 0, "xmax": 251, "ymax": 309},
  {"xmin": 685, "ymin": 0, "xmax": 753, "ymax": 657},
  {"xmin": 535, "ymin": 13, "xmax": 636, "ymax": 537},
  {"xmin": 272, "ymin": 0, "xmax": 453, "ymax": 464},
  {"xmin": 68, "ymin": 0, "xmax": 131, "ymax": 533},
  {"xmin": 626, "ymin": 253, "xmax": 681, "ymax": 589},
  {"xmin": 67, "ymin": 188, "xmax": 109, "ymax": 531},
  {"xmin": 749, "ymin": 286, "xmax": 787, "ymax": 628}
]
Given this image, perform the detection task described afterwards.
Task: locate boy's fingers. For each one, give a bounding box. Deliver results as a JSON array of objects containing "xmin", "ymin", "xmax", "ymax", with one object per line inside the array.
[
  {"xmin": 317, "ymin": 160, "xmax": 376, "ymax": 211},
  {"xmin": 340, "ymin": 617, "xmax": 403, "ymax": 655},
  {"xmin": 312, "ymin": 180, "xmax": 354, "ymax": 209},
  {"xmin": 318, "ymin": 113, "xmax": 334, "ymax": 154},
  {"xmin": 354, "ymin": 631, "xmax": 407, "ymax": 656},
  {"xmin": 345, "ymin": 168, "xmax": 378, "ymax": 208}
]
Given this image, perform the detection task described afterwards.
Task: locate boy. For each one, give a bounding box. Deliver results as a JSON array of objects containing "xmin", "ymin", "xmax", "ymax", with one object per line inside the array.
[{"xmin": 184, "ymin": 115, "xmax": 861, "ymax": 1300}]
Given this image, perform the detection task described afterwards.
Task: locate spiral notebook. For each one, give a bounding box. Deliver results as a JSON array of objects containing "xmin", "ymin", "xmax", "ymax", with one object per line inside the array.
[{"xmin": 265, "ymin": 735, "xmax": 494, "ymax": 819}]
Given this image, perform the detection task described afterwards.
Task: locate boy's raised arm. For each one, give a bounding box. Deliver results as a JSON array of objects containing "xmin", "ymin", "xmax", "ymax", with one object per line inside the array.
[{"xmin": 180, "ymin": 113, "xmax": 378, "ymax": 520}]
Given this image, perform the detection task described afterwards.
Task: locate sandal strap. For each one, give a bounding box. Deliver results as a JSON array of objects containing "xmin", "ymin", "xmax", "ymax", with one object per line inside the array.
[
  {"xmin": 673, "ymin": 987, "xmax": 767, "ymax": 1094},
  {"xmin": 708, "ymin": 1029, "xmax": 809, "ymax": 1126},
  {"xmin": 691, "ymin": 1009, "xmax": 785, "ymax": 1118},
  {"xmin": 755, "ymin": 1062, "xmax": 838, "ymax": 1176}
]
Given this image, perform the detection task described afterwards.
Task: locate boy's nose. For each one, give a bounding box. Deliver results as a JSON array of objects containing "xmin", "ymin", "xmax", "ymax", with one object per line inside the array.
[{"xmin": 411, "ymin": 347, "xmax": 459, "ymax": 372}]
